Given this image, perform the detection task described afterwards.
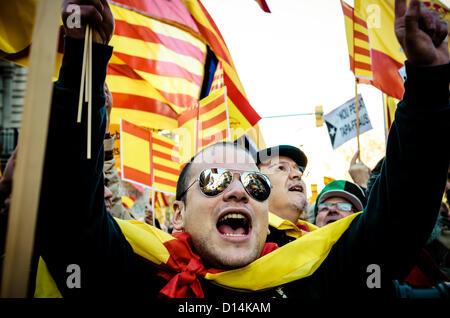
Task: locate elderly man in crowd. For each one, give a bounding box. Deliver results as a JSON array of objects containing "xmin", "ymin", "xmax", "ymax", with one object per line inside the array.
[{"xmin": 257, "ymin": 145, "xmax": 317, "ymax": 246}]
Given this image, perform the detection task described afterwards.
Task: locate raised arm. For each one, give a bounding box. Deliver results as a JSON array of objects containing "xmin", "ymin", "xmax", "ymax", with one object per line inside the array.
[
  {"xmin": 34, "ymin": 0, "xmax": 137, "ymax": 297},
  {"xmin": 335, "ymin": 0, "xmax": 449, "ymax": 288}
]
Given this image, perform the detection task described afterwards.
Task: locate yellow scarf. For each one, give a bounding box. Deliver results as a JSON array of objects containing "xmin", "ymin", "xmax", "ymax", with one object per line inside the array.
[
  {"xmin": 35, "ymin": 212, "xmax": 360, "ymax": 297},
  {"xmin": 268, "ymin": 212, "xmax": 318, "ymax": 239}
]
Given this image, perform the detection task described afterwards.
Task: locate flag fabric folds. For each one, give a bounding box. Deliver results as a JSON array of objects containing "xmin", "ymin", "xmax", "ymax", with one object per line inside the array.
[
  {"xmin": 121, "ymin": 119, "xmax": 180, "ymax": 194},
  {"xmin": 107, "ymin": 0, "xmax": 207, "ymax": 130},
  {"xmin": 184, "ymin": 0, "xmax": 264, "ymax": 149}
]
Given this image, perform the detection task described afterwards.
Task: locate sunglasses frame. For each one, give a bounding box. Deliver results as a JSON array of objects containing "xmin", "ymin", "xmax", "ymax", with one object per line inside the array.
[{"xmin": 180, "ymin": 167, "xmax": 272, "ymax": 202}]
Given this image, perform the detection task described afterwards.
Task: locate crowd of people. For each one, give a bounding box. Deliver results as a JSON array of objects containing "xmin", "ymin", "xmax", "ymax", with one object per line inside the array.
[{"xmin": 0, "ymin": 0, "xmax": 449, "ymax": 301}]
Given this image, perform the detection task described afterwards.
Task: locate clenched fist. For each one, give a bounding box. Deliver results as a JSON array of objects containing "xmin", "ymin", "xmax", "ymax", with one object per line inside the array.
[{"xmin": 62, "ymin": 0, "xmax": 114, "ymax": 44}]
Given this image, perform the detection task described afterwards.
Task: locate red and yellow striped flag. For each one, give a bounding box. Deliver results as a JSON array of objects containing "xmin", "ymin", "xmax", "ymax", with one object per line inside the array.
[
  {"xmin": 151, "ymin": 133, "xmax": 180, "ymax": 195},
  {"xmin": 184, "ymin": 0, "xmax": 264, "ymax": 148},
  {"xmin": 198, "ymin": 86, "xmax": 229, "ymax": 151},
  {"xmin": 120, "ymin": 119, "xmax": 180, "ymax": 194},
  {"xmin": 177, "ymin": 103, "xmax": 199, "ymax": 163},
  {"xmin": 108, "ymin": 0, "xmax": 208, "ymax": 130},
  {"xmin": 177, "ymin": 87, "xmax": 229, "ymax": 162},
  {"xmin": 209, "ymin": 61, "xmax": 224, "ymax": 94},
  {"xmin": 122, "ymin": 196, "xmax": 136, "ymax": 209},
  {"xmin": 120, "ymin": 119, "xmax": 153, "ymax": 188},
  {"xmin": 341, "ymin": 0, "xmax": 373, "ymax": 80}
]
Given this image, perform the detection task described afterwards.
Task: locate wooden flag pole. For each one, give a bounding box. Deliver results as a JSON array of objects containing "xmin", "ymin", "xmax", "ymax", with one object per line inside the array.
[
  {"xmin": 354, "ymin": 78, "xmax": 361, "ymax": 160},
  {"xmin": 1, "ymin": 0, "xmax": 62, "ymax": 298}
]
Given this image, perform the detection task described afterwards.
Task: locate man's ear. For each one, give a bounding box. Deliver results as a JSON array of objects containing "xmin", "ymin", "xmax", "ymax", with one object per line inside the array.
[{"xmin": 172, "ymin": 200, "xmax": 186, "ymax": 231}]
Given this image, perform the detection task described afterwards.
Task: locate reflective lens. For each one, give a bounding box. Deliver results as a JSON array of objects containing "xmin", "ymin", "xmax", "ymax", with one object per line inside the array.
[
  {"xmin": 241, "ymin": 171, "xmax": 272, "ymax": 201},
  {"xmin": 197, "ymin": 168, "xmax": 271, "ymax": 201},
  {"xmin": 318, "ymin": 202, "xmax": 353, "ymax": 212}
]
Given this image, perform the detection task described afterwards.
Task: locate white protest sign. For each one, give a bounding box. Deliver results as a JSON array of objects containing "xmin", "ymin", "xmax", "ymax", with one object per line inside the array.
[{"xmin": 323, "ymin": 94, "xmax": 372, "ymax": 149}]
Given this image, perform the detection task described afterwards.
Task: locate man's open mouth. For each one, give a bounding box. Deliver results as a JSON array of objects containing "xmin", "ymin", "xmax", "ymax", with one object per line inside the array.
[
  {"xmin": 289, "ymin": 184, "xmax": 304, "ymax": 193},
  {"xmin": 216, "ymin": 212, "xmax": 251, "ymax": 237}
]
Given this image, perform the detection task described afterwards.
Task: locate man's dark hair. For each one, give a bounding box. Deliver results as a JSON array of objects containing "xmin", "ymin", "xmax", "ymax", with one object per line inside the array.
[{"xmin": 175, "ymin": 142, "xmax": 253, "ymax": 203}]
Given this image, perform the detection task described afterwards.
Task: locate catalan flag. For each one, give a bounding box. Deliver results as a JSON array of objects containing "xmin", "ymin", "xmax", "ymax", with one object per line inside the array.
[
  {"xmin": 209, "ymin": 60, "xmax": 224, "ymax": 94},
  {"xmin": 120, "ymin": 119, "xmax": 153, "ymax": 188},
  {"xmin": 254, "ymin": 0, "xmax": 271, "ymax": 13},
  {"xmin": 122, "ymin": 196, "xmax": 136, "ymax": 209},
  {"xmin": 177, "ymin": 103, "xmax": 199, "ymax": 163},
  {"xmin": 177, "ymin": 87, "xmax": 229, "ymax": 162},
  {"xmin": 183, "ymin": 0, "xmax": 264, "ymax": 149},
  {"xmin": 349, "ymin": 0, "xmax": 448, "ymax": 100},
  {"xmin": 198, "ymin": 86, "xmax": 229, "ymax": 151},
  {"xmin": 151, "ymin": 133, "xmax": 180, "ymax": 195},
  {"xmin": 121, "ymin": 118, "xmax": 180, "ymax": 194},
  {"xmin": 107, "ymin": 0, "xmax": 208, "ymax": 131},
  {"xmin": 341, "ymin": 0, "xmax": 373, "ymax": 81}
]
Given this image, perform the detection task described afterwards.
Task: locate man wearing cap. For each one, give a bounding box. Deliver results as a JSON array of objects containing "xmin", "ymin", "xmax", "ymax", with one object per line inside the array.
[
  {"xmin": 314, "ymin": 180, "xmax": 367, "ymax": 227},
  {"xmin": 257, "ymin": 145, "xmax": 318, "ymax": 246}
]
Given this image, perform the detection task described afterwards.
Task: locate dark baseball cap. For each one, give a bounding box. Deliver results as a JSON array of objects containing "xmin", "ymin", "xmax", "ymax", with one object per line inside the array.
[{"xmin": 256, "ymin": 145, "xmax": 308, "ymax": 170}]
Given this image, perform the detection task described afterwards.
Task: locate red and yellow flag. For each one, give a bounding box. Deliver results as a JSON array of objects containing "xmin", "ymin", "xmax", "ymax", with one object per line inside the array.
[
  {"xmin": 209, "ymin": 60, "xmax": 224, "ymax": 94},
  {"xmin": 122, "ymin": 196, "xmax": 136, "ymax": 209},
  {"xmin": 121, "ymin": 119, "xmax": 154, "ymax": 188},
  {"xmin": 350, "ymin": 0, "xmax": 449, "ymax": 100},
  {"xmin": 341, "ymin": 0, "xmax": 373, "ymax": 80},
  {"xmin": 107, "ymin": 0, "xmax": 207, "ymax": 130},
  {"xmin": 198, "ymin": 86, "xmax": 229, "ymax": 151},
  {"xmin": 151, "ymin": 133, "xmax": 180, "ymax": 195},
  {"xmin": 183, "ymin": 0, "xmax": 264, "ymax": 149},
  {"xmin": 177, "ymin": 87, "xmax": 229, "ymax": 162},
  {"xmin": 120, "ymin": 119, "xmax": 180, "ymax": 194}
]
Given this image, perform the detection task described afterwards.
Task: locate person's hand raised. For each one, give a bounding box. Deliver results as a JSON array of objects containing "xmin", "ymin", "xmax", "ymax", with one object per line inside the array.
[
  {"xmin": 395, "ymin": 0, "xmax": 449, "ymax": 66},
  {"xmin": 62, "ymin": 0, "xmax": 114, "ymax": 44}
]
